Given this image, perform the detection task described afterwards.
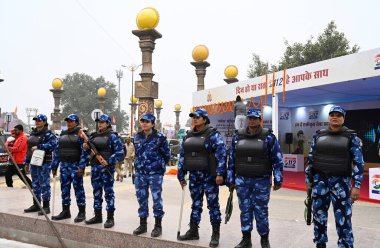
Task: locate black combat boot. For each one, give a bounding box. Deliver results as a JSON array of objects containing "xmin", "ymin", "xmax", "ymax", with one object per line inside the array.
[
  {"xmin": 235, "ymin": 232, "xmax": 252, "ymax": 248},
  {"xmin": 133, "ymin": 218, "xmax": 147, "ymax": 235},
  {"xmin": 38, "ymin": 201, "xmax": 50, "ymax": 215},
  {"xmin": 24, "ymin": 199, "xmax": 40, "ymax": 213},
  {"xmin": 74, "ymin": 205, "xmax": 86, "ymax": 223},
  {"xmin": 260, "ymin": 234, "xmax": 270, "ymax": 248},
  {"xmin": 178, "ymin": 222, "xmax": 199, "ymax": 241},
  {"xmin": 209, "ymin": 224, "xmax": 220, "ymax": 247},
  {"xmin": 316, "ymin": 243, "xmax": 326, "ymax": 248},
  {"xmin": 52, "ymin": 204, "xmax": 71, "ymax": 220},
  {"xmin": 104, "ymin": 211, "xmax": 115, "ymax": 228},
  {"xmin": 85, "ymin": 209, "xmax": 103, "ymax": 224},
  {"xmin": 151, "ymin": 218, "xmax": 162, "ymax": 237}
]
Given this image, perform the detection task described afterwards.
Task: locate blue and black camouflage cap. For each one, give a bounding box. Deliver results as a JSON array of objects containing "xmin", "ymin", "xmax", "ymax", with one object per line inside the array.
[
  {"xmin": 64, "ymin": 114, "xmax": 80, "ymax": 122},
  {"xmin": 140, "ymin": 113, "xmax": 156, "ymax": 123},
  {"xmin": 95, "ymin": 114, "xmax": 111, "ymax": 123},
  {"xmin": 33, "ymin": 114, "xmax": 48, "ymax": 122},
  {"xmin": 247, "ymin": 108, "xmax": 261, "ymax": 118},
  {"xmin": 189, "ymin": 108, "xmax": 208, "ymax": 118},
  {"xmin": 329, "ymin": 105, "xmax": 346, "ymax": 117}
]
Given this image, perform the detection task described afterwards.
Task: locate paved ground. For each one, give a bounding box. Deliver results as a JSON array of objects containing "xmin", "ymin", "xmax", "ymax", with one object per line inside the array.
[{"xmin": 0, "ymin": 167, "xmax": 379, "ymax": 248}]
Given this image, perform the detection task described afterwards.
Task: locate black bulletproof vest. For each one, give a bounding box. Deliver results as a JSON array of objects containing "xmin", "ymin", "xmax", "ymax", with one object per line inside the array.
[
  {"xmin": 183, "ymin": 126, "xmax": 217, "ymax": 176},
  {"xmin": 26, "ymin": 127, "xmax": 53, "ymax": 163},
  {"xmin": 235, "ymin": 127, "xmax": 273, "ymax": 177},
  {"xmin": 313, "ymin": 127, "xmax": 353, "ymax": 176},
  {"xmin": 90, "ymin": 131, "xmax": 113, "ymax": 165},
  {"xmin": 58, "ymin": 127, "xmax": 82, "ymax": 162}
]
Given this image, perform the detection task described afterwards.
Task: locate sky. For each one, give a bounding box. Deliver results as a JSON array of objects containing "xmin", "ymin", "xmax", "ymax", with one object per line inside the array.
[{"xmin": 1, "ymin": 0, "xmax": 379, "ymax": 130}]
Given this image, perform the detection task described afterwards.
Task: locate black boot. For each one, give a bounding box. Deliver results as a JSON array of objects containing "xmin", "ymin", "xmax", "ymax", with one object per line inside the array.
[
  {"xmin": 316, "ymin": 243, "xmax": 326, "ymax": 248},
  {"xmin": 178, "ymin": 222, "xmax": 199, "ymax": 241},
  {"xmin": 104, "ymin": 211, "xmax": 115, "ymax": 228},
  {"xmin": 74, "ymin": 205, "xmax": 86, "ymax": 223},
  {"xmin": 209, "ymin": 224, "xmax": 220, "ymax": 247},
  {"xmin": 260, "ymin": 234, "xmax": 270, "ymax": 248},
  {"xmin": 151, "ymin": 218, "xmax": 162, "ymax": 237},
  {"xmin": 85, "ymin": 209, "xmax": 103, "ymax": 225},
  {"xmin": 24, "ymin": 199, "xmax": 40, "ymax": 213},
  {"xmin": 235, "ymin": 232, "xmax": 252, "ymax": 248},
  {"xmin": 38, "ymin": 201, "xmax": 50, "ymax": 215},
  {"xmin": 133, "ymin": 218, "xmax": 147, "ymax": 235},
  {"xmin": 52, "ymin": 204, "xmax": 71, "ymax": 220}
]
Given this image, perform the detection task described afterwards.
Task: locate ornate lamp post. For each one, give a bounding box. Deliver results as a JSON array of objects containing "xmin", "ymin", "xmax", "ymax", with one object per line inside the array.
[
  {"xmin": 132, "ymin": 7, "xmax": 161, "ymax": 121},
  {"xmin": 50, "ymin": 78, "xmax": 64, "ymax": 131},
  {"xmin": 129, "ymin": 95, "xmax": 139, "ymax": 136},
  {"xmin": 174, "ymin": 104, "xmax": 181, "ymax": 138},
  {"xmin": 224, "ymin": 65, "xmax": 239, "ymax": 84},
  {"xmin": 191, "ymin": 45, "xmax": 210, "ymax": 91},
  {"xmin": 154, "ymin": 100, "xmax": 163, "ymax": 132},
  {"xmin": 97, "ymin": 87, "xmax": 107, "ymax": 112}
]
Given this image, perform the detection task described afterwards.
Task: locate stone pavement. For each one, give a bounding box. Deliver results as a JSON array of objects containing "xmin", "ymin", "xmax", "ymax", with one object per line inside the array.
[{"xmin": 0, "ymin": 169, "xmax": 379, "ymax": 248}]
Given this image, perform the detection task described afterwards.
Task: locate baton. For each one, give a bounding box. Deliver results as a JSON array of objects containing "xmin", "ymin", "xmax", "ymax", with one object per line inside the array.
[
  {"xmin": 52, "ymin": 176, "xmax": 57, "ymax": 217},
  {"xmin": 177, "ymin": 187, "xmax": 186, "ymax": 239}
]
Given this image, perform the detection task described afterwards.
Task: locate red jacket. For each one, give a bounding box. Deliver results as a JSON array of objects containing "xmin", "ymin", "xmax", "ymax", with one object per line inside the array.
[{"xmin": 6, "ymin": 132, "xmax": 28, "ymax": 164}]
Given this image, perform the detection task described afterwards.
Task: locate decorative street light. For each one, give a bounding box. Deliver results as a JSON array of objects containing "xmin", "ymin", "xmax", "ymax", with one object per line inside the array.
[
  {"xmin": 50, "ymin": 78, "xmax": 64, "ymax": 131},
  {"xmin": 97, "ymin": 87, "xmax": 107, "ymax": 112},
  {"xmin": 191, "ymin": 45, "xmax": 210, "ymax": 91},
  {"xmin": 224, "ymin": 65, "xmax": 239, "ymax": 84},
  {"xmin": 174, "ymin": 104, "xmax": 181, "ymax": 138},
  {"xmin": 155, "ymin": 100, "xmax": 163, "ymax": 132},
  {"xmin": 129, "ymin": 95, "xmax": 139, "ymax": 136}
]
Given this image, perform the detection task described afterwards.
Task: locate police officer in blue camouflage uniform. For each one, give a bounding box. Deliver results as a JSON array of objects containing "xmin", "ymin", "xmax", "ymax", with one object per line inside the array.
[
  {"xmin": 51, "ymin": 114, "xmax": 87, "ymax": 222},
  {"xmin": 177, "ymin": 108, "xmax": 227, "ymax": 248},
  {"xmin": 227, "ymin": 107, "xmax": 283, "ymax": 248},
  {"xmin": 133, "ymin": 113, "xmax": 170, "ymax": 238},
  {"xmin": 306, "ymin": 106, "xmax": 364, "ymax": 248},
  {"xmin": 24, "ymin": 114, "xmax": 57, "ymax": 215},
  {"xmin": 84, "ymin": 114, "xmax": 124, "ymax": 228}
]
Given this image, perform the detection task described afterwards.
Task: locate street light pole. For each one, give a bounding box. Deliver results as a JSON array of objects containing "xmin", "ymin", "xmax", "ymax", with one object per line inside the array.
[{"xmin": 116, "ymin": 69, "xmax": 123, "ymax": 132}]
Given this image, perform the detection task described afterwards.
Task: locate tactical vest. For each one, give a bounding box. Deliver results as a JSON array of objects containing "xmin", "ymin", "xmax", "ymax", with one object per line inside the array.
[
  {"xmin": 235, "ymin": 128, "xmax": 273, "ymax": 178},
  {"xmin": 26, "ymin": 128, "xmax": 53, "ymax": 163},
  {"xmin": 313, "ymin": 127, "xmax": 354, "ymax": 176},
  {"xmin": 183, "ymin": 126, "xmax": 217, "ymax": 176},
  {"xmin": 58, "ymin": 127, "xmax": 82, "ymax": 162},
  {"xmin": 90, "ymin": 130, "xmax": 113, "ymax": 165}
]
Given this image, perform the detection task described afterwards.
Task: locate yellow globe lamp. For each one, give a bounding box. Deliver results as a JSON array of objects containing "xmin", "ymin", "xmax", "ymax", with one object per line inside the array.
[
  {"xmin": 52, "ymin": 78, "xmax": 63, "ymax": 89},
  {"xmin": 97, "ymin": 87, "xmax": 107, "ymax": 97},
  {"xmin": 155, "ymin": 100, "xmax": 162, "ymax": 108},
  {"xmin": 174, "ymin": 104, "xmax": 181, "ymax": 111},
  {"xmin": 136, "ymin": 7, "xmax": 160, "ymax": 29},
  {"xmin": 131, "ymin": 95, "xmax": 138, "ymax": 103},
  {"xmin": 224, "ymin": 65, "xmax": 239, "ymax": 78},
  {"xmin": 192, "ymin": 45, "xmax": 209, "ymax": 62}
]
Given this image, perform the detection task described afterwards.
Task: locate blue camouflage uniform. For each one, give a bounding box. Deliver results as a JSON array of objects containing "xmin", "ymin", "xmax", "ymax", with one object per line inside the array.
[
  {"xmin": 177, "ymin": 109, "xmax": 227, "ymax": 226},
  {"xmin": 25, "ymin": 115, "xmax": 57, "ymax": 203},
  {"xmin": 88, "ymin": 115, "xmax": 125, "ymax": 212},
  {"xmin": 305, "ymin": 106, "xmax": 364, "ymax": 248},
  {"xmin": 134, "ymin": 113, "xmax": 170, "ymax": 220},
  {"xmin": 227, "ymin": 108, "xmax": 284, "ymax": 236},
  {"xmin": 52, "ymin": 115, "xmax": 87, "ymax": 208}
]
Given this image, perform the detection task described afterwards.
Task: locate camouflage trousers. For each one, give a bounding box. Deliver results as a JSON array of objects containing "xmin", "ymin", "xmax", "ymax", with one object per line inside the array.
[
  {"xmin": 90, "ymin": 164, "xmax": 115, "ymax": 212},
  {"xmin": 59, "ymin": 162, "xmax": 85, "ymax": 206},
  {"xmin": 236, "ymin": 176, "xmax": 271, "ymax": 235},
  {"xmin": 30, "ymin": 163, "xmax": 52, "ymax": 202},
  {"xmin": 188, "ymin": 171, "xmax": 221, "ymax": 226},
  {"xmin": 135, "ymin": 173, "xmax": 164, "ymax": 219},
  {"xmin": 312, "ymin": 174, "xmax": 353, "ymax": 247}
]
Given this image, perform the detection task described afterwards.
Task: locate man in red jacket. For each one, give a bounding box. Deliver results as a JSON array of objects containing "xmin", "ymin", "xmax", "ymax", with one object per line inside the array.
[{"xmin": 5, "ymin": 125, "xmax": 32, "ymax": 188}]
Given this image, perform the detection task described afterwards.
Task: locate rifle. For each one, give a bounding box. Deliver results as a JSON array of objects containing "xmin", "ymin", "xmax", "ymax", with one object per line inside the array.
[
  {"xmin": 78, "ymin": 129, "xmax": 112, "ymax": 176},
  {"xmin": 305, "ymin": 166, "xmax": 313, "ymax": 226},
  {"xmin": 225, "ymin": 187, "xmax": 234, "ymax": 224}
]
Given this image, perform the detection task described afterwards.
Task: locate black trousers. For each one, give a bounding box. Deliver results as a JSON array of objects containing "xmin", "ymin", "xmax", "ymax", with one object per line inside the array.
[{"xmin": 5, "ymin": 164, "xmax": 32, "ymax": 188}]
